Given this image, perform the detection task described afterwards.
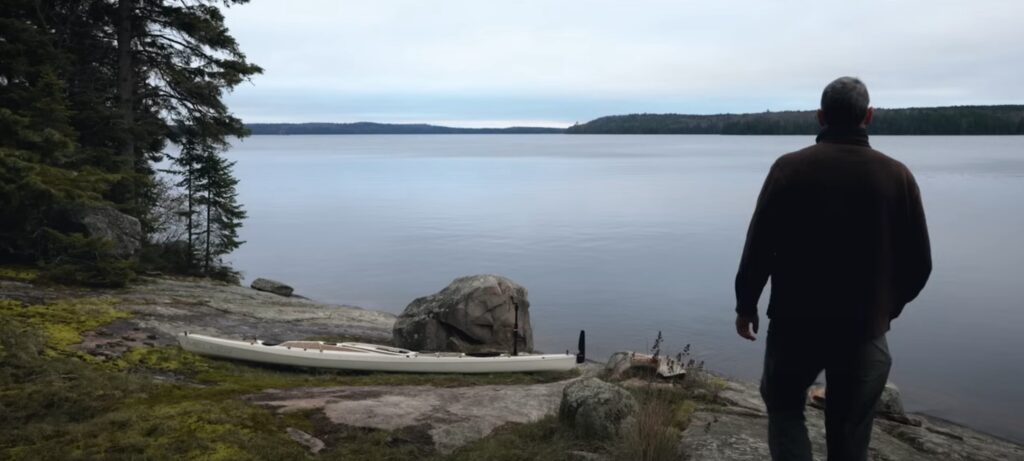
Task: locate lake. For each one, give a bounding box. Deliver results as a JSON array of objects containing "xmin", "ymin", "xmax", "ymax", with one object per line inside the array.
[{"xmin": 225, "ymin": 134, "xmax": 1024, "ymax": 442}]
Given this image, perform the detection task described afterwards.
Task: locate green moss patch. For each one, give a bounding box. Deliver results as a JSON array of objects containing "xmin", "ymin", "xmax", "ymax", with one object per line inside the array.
[
  {"xmin": 0, "ymin": 265, "xmax": 39, "ymax": 282},
  {"xmin": 0, "ymin": 297, "xmax": 129, "ymax": 357},
  {"xmin": 446, "ymin": 415, "xmax": 599, "ymax": 461},
  {"xmin": 0, "ymin": 312, "xmax": 308, "ymax": 460}
]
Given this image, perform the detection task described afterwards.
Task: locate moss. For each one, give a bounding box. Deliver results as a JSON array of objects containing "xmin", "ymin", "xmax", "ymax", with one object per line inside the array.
[
  {"xmin": 310, "ymin": 424, "xmax": 429, "ymax": 461},
  {"xmin": 0, "ymin": 265, "xmax": 39, "ymax": 282},
  {"xmin": 78, "ymin": 400, "xmax": 309, "ymax": 460},
  {"xmin": 445, "ymin": 415, "xmax": 597, "ymax": 461},
  {"xmin": 0, "ymin": 319, "xmax": 309, "ymax": 460},
  {"xmin": 0, "ymin": 297, "xmax": 129, "ymax": 357}
]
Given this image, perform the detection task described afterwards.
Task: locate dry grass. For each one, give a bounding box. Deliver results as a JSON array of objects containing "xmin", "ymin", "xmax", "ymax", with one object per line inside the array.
[{"xmin": 613, "ymin": 398, "xmax": 681, "ymax": 461}]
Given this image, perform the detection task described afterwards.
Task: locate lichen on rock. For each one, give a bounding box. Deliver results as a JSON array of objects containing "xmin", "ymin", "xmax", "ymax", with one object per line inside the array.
[{"xmin": 559, "ymin": 377, "xmax": 638, "ymax": 440}]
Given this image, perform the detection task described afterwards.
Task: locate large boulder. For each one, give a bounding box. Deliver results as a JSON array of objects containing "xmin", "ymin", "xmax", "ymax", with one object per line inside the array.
[
  {"xmin": 69, "ymin": 205, "xmax": 142, "ymax": 258},
  {"xmin": 877, "ymin": 381, "xmax": 919, "ymax": 425},
  {"xmin": 392, "ymin": 275, "xmax": 532, "ymax": 353},
  {"xmin": 559, "ymin": 378, "xmax": 637, "ymax": 439},
  {"xmin": 808, "ymin": 381, "xmax": 918, "ymax": 425},
  {"xmin": 877, "ymin": 381, "xmax": 905, "ymax": 416},
  {"xmin": 251, "ymin": 278, "xmax": 294, "ymax": 297}
]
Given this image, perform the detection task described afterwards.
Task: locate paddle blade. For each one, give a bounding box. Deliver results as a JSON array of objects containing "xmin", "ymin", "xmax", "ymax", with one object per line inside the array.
[{"xmin": 576, "ymin": 330, "xmax": 586, "ymax": 364}]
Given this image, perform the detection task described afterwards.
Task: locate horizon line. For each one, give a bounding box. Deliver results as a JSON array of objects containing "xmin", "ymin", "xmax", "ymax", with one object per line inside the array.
[{"xmin": 242, "ymin": 103, "xmax": 1024, "ymax": 130}]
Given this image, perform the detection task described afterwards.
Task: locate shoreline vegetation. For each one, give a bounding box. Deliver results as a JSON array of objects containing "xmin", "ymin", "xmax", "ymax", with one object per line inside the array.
[
  {"xmin": 2, "ymin": 273, "xmax": 1022, "ymax": 460},
  {"xmin": 247, "ymin": 104, "xmax": 1024, "ymax": 135}
]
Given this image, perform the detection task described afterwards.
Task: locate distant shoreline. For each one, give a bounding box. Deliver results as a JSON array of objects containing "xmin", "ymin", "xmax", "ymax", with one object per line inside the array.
[
  {"xmin": 245, "ymin": 122, "xmax": 565, "ymax": 135},
  {"xmin": 567, "ymin": 105, "xmax": 1024, "ymax": 135},
  {"xmin": 248, "ymin": 104, "xmax": 1024, "ymax": 136}
]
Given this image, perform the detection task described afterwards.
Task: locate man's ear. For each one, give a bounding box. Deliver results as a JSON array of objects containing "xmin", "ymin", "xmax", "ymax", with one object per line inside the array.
[
  {"xmin": 817, "ymin": 109, "xmax": 826, "ymax": 127},
  {"xmin": 861, "ymin": 107, "xmax": 874, "ymax": 127}
]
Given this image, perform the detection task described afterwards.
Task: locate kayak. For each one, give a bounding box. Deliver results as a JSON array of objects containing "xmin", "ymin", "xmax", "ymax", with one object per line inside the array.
[{"xmin": 177, "ymin": 332, "xmax": 578, "ymax": 373}]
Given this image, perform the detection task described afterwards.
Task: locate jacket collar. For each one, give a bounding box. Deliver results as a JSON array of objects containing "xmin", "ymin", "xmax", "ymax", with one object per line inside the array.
[{"xmin": 815, "ymin": 126, "xmax": 871, "ymax": 148}]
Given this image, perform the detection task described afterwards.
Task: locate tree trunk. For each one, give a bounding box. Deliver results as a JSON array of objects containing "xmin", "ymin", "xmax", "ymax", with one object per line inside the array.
[
  {"xmin": 116, "ymin": 0, "xmax": 135, "ymax": 176},
  {"xmin": 186, "ymin": 162, "xmax": 193, "ymax": 268},
  {"xmin": 205, "ymin": 189, "xmax": 212, "ymax": 273}
]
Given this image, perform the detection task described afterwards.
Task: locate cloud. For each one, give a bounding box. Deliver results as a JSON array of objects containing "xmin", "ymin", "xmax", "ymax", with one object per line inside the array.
[{"xmin": 223, "ymin": 0, "xmax": 1024, "ymax": 126}]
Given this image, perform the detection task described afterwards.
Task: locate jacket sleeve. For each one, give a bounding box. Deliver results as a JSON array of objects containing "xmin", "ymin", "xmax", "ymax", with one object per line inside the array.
[
  {"xmin": 735, "ymin": 160, "xmax": 782, "ymax": 316},
  {"xmin": 896, "ymin": 170, "xmax": 932, "ymax": 310}
]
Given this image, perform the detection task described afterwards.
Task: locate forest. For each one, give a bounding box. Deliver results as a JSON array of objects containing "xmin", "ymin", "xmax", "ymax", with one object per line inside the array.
[
  {"xmin": 567, "ymin": 105, "xmax": 1024, "ymax": 135},
  {"xmin": 0, "ymin": 0, "xmax": 260, "ymax": 286}
]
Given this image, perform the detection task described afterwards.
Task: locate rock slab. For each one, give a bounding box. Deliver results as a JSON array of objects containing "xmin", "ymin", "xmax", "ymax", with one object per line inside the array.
[
  {"xmin": 681, "ymin": 379, "xmax": 1024, "ymax": 461},
  {"xmin": 559, "ymin": 378, "xmax": 637, "ymax": 440},
  {"xmin": 250, "ymin": 278, "xmax": 294, "ymax": 297},
  {"xmin": 17, "ymin": 277, "xmax": 399, "ymax": 348},
  {"xmin": 392, "ymin": 275, "xmax": 533, "ymax": 353},
  {"xmin": 247, "ymin": 381, "xmax": 572, "ymax": 454},
  {"xmin": 286, "ymin": 427, "xmax": 325, "ymax": 454}
]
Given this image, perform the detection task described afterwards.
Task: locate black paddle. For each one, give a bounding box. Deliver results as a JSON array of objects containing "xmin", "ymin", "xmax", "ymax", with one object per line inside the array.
[
  {"xmin": 577, "ymin": 330, "xmax": 586, "ymax": 364},
  {"xmin": 510, "ymin": 296, "xmax": 520, "ymax": 356}
]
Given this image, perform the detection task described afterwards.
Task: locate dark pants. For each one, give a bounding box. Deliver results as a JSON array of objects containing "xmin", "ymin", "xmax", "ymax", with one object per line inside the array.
[{"xmin": 760, "ymin": 321, "xmax": 892, "ymax": 461}]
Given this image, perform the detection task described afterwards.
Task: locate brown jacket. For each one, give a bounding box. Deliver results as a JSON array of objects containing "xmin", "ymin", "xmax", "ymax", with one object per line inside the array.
[{"xmin": 735, "ymin": 127, "xmax": 932, "ymax": 337}]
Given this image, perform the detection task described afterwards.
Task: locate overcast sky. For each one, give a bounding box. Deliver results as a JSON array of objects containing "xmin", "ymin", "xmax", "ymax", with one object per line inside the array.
[{"xmin": 222, "ymin": 0, "xmax": 1024, "ymax": 128}]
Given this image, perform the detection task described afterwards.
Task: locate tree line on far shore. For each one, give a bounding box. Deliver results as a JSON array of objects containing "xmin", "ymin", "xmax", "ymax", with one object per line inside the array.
[
  {"xmin": 566, "ymin": 105, "xmax": 1024, "ymax": 135},
  {"xmin": 247, "ymin": 122, "xmax": 563, "ymax": 135}
]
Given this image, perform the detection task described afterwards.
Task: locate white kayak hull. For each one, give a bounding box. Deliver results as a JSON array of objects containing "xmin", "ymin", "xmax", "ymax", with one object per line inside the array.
[{"xmin": 177, "ymin": 333, "xmax": 577, "ymax": 373}]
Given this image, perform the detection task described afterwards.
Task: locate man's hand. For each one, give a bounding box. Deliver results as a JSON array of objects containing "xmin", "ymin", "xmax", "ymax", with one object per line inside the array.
[{"xmin": 736, "ymin": 314, "xmax": 759, "ymax": 341}]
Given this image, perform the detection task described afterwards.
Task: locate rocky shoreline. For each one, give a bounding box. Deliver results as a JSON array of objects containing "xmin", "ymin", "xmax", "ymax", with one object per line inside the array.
[{"xmin": 2, "ymin": 275, "xmax": 1021, "ymax": 460}]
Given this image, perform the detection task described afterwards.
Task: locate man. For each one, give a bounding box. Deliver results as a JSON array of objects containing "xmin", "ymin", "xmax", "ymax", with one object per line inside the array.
[{"xmin": 734, "ymin": 77, "xmax": 932, "ymax": 461}]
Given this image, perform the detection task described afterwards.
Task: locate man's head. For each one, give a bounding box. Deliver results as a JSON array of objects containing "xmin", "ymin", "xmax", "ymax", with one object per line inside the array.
[{"xmin": 818, "ymin": 76, "xmax": 873, "ymax": 128}]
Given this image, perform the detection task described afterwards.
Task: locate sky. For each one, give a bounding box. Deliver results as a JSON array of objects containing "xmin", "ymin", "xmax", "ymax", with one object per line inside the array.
[{"xmin": 222, "ymin": 0, "xmax": 1024, "ymax": 128}]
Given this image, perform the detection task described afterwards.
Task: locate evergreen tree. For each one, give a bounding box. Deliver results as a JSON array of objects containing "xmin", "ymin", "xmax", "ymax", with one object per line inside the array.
[
  {"xmin": 1, "ymin": 0, "xmax": 259, "ymax": 284},
  {"xmin": 194, "ymin": 146, "xmax": 245, "ymax": 272},
  {"xmin": 168, "ymin": 129, "xmax": 245, "ymax": 275}
]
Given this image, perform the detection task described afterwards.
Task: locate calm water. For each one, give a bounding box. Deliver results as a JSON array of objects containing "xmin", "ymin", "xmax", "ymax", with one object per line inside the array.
[{"xmin": 226, "ymin": 134, "xmax": 1024, "ymax": 442}]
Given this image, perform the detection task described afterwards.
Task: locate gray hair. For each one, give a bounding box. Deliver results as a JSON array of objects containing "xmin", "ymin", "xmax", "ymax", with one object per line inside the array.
[{"xmin": 820, "ymin": 77, "xmax": 870, "ymax": 127}]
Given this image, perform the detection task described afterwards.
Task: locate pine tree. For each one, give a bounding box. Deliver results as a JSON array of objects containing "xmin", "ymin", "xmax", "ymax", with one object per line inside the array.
[
  {"xmin": 167, "ymin": 136, "xmax": 202, "ymax": 268},
  {"xmin": 194, "ymin": 147, "xmax": 245, "ymax": 272},
  {"xmin": 169, "ymin": 130, "xmax": 245, "ymax": 275}
]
